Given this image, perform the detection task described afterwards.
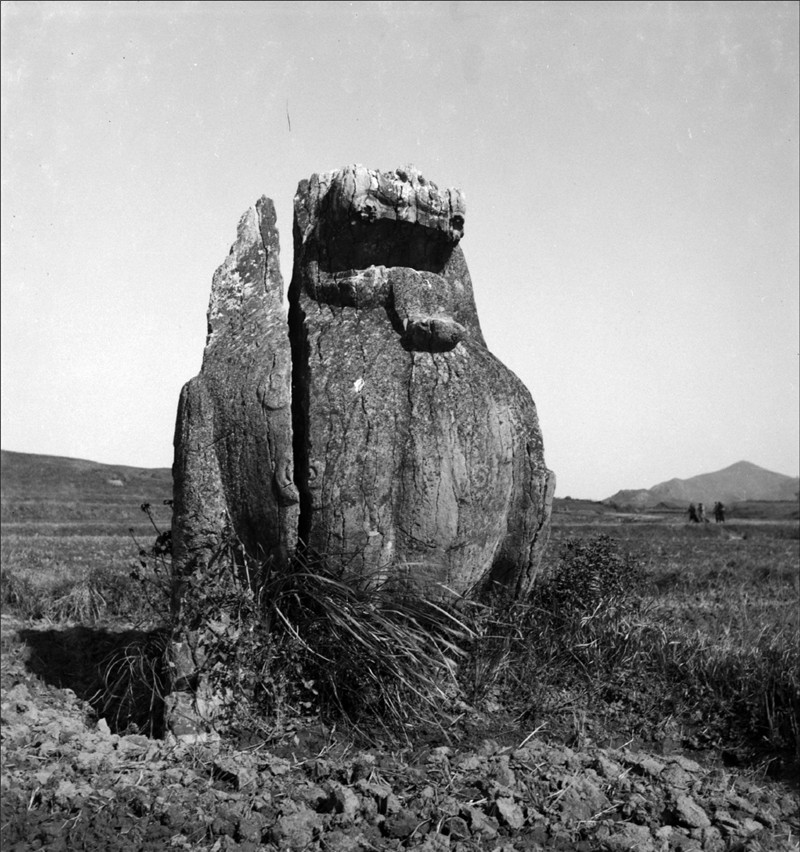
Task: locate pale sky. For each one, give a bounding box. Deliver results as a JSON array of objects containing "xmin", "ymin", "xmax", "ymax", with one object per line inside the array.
[{"xmin": 2, "ymin": 1, "xmax": 798, "ymax": 500}]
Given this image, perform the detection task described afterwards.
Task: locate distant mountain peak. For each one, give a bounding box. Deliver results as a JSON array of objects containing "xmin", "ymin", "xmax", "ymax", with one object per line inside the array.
[{"xmin": 604, "ymin": 461, "xmax": 799, "ymax": 508}]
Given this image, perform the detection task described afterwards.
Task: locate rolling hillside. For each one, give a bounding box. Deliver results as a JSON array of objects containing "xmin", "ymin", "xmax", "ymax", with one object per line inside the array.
[
  {"xmin": 0, "ymin": 450, "xmax": 173, "ymax": 525},
  {"xmin": 605, "ymin": 461, "xmax": 800, "ymax": 509}
]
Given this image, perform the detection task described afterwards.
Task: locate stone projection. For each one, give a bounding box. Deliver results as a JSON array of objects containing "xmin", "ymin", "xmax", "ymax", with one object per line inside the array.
[
  {"xmin": 171, "ymin": 197, "xmax": 298, "ymax": 614},
  {"xmin": 173, "ymin": 164, "xmax": 554, "ymax": 604}
]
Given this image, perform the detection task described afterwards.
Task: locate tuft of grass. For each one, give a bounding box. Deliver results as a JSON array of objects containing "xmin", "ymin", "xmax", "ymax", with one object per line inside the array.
[
  {"xmin": 0, "ymin": 562, "xmax": 169, "ymax": 626},
  {"xmin": 267, "ymin": 556, "xmax": 472, "ymax": 732},
  {"xmin": 172, "ymin": 535, "xmax": 474, "ymax": 742},
  {"xmin": 1, "ymin": 502, "xmax": 172, "ymax": 626},
  {"xmin": 92, "ymin": 628, "xmax": 170, "ymax": 737},
  {"xmin": 1, "ymin": 567, "xmax": 39, "ymax": 620},
  {"xmin": 48, "ymin": 580, "xmax": 108, "ymax": 623},
  {"xmin": 532, "ymin": 533, "xmax": 642, "ymax": 618}
]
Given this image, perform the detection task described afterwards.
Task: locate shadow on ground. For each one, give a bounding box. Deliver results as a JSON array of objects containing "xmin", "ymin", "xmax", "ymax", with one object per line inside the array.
[{"xmin": 19, "ymin": 625, "xmax": 168, "ymax": 737}]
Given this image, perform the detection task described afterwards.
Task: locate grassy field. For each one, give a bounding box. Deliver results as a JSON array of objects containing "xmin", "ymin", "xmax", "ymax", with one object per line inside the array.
[
  {"xmin": 1, "ymin": 491, "xmax": 798, "ymax": 778},
  {"xmin": 550, "ymin": 515, "xmax": 800, "ymax": 642},
  {"xmin": 529, "ymin": 513, "xmax": 800, "ymax": 771},
  {"xmin": 0, "ymin": 510, "xmax": 172, "ymax": 624}
]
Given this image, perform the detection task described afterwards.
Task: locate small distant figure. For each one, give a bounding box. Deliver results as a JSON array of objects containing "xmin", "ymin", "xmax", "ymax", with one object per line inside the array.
[
  {"xmin": 697, "ymin": 502, "xmax": 708, "ymax": 523},
  {"xmin": 714, "ymin": 501, "xmax": 726, "ymax": 523},
  {"xmin": 688, "ymin": 503, "xmax": 700, "ymax": 523}
]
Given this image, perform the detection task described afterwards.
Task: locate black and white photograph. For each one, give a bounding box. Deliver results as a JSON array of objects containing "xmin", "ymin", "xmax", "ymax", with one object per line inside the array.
[{"xmin": 2, "ymin": 2, "xmax": 798, "ymax": 849}]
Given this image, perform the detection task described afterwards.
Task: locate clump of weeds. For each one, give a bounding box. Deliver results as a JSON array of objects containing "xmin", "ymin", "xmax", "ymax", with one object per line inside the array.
[
  {"xmin": 459, "ymin": 533, "xmax": 799, "ymax": 772},
  {"xmin": 170, "ymin": 530, "xmax": 475, "ymax": 744},
  {"xmin": 92, "ymin": 627, "xmax": 170, "ymax": 737},
  {"xmin": 89, "ymin": 502, "xmax": 173, "ymax": 734}
]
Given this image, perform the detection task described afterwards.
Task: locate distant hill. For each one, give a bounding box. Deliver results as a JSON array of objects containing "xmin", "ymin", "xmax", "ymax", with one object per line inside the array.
[
  {"xmin": 604, "ymin": 461, "xmax": 800, "ymax": 509},
  {"xmin": 1, "ymin": 449, "xmax": 173, "ymax": 525},
  {"xmin": 552, "ymin": 497, "xmax": 619, "ymax": 517}
]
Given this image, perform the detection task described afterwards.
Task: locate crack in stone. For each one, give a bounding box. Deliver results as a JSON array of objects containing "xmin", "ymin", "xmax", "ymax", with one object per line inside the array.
[{"xmin": 175, "ymin": 163, "xmax": 554, "ymax": 599}]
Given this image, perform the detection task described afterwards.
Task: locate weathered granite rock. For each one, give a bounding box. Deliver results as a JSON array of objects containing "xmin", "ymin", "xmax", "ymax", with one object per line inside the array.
[
  {"xmin": 172, "ymin": 164, "xmax": 554, "ymax": 609},
  {"xmin": 289, "ymin": 164, "xmax": 554, "ymax": 596},
  {"xmin": 172, "ymin": 197, "xmax": 298, "ymax": 606}
]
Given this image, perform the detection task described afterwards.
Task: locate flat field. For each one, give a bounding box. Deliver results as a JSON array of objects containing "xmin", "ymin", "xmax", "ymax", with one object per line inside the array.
[
  {"xmin": 1, "ymin": 498, "xmax": 798, "ymax": 851},
  {"xmin": 550, "ymin": 511, "xmax": 799, "ymax": 643}
]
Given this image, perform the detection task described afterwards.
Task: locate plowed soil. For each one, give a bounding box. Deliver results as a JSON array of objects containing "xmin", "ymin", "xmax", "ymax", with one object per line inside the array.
[{"xmin": 2, "ymin": 615, "xmax": 798, "ymax": 852}]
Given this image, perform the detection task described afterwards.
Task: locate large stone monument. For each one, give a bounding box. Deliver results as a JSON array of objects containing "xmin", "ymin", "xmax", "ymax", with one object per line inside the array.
[
  {"xmin": 288, "ymin": 164, "xmax": 554, "ymax": 597},
  {"xmin": 173, "ymin": 164, "xmax": 554, "ymax": 604}
]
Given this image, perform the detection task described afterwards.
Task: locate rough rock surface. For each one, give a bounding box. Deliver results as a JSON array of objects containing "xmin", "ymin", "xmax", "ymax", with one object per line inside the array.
[
  {"xmin": 172, "ymin": 197, "xmax": 299, "ymax": 583},
  {"xmin": 2, "ymin": 618, "xmax": 797, "ymax": 852},
  {"xmin": 173, "ymin": 164, "xmax": 554, "ymax": 599},
  {"xmin": 290, "ymin": 164, "xmax": 555, "ymax": 595},
  {"xmin": 169, "ymin": 198, "xmax": 298, "ymax": 736}
]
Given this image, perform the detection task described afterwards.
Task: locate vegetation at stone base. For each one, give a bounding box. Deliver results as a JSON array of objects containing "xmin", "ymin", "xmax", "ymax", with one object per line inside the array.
[
  {"xmin": 1, "ymin": 504, "xmax": 798, "ymax": 779},
  {"xmin": 171, "ymin": 527, "xmax": 475, "ymax": 743}
]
